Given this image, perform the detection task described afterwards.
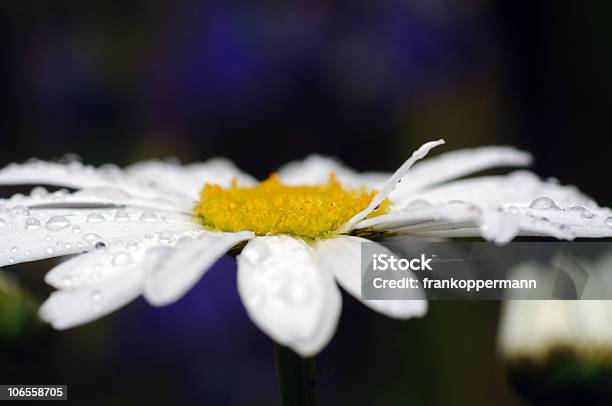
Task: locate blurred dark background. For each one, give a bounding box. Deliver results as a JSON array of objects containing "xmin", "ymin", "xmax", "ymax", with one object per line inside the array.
[{"xmin": 1, "ymin": 1, "xmax": 612, "ymax": 405}]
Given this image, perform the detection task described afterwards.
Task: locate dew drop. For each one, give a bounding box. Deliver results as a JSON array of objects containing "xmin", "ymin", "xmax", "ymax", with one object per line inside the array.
[
  {"xmin": 25, "ymin": 217, "xmax": 41, "ymax": 230},
  {"xmin": 126, "ymin": 240, "xmax": 139, "ymax": 250},
  {"xmin": 582, "ymin": 210, "xmax": 595, "ymax": 219},
  {"xmin": 114, "ymin": 209, "xmax": 130, "ymax": 221},
  {"xmin": 44, "ymin": 235, "xmax": 51, "ymax": 242},
  {"xmin": 30, "ymin": 186, "xmax": 48, "ymax": 198},
  {"xmin": 606, "ymin": 217, "xmax": 612, "ymax": 227},
  {"xmin": 10, "ymin": 247, "xmax": 18, "ymax": 253},
  {"xmin": 506, "ymin": 205, "xmax": 520, "ymax": 214},
  {"xmin": 0, "ymin": 218, "xmax": 6, "ymax": 227},
  {"xmin": 59, "ymin": 153, "xmax": 82, "ymax": 164},
  {"xmin": 139, "ymin": 211, "xmax": 158, "ymax": 223},
  {"xmin": 72, "ymin": 225, "xmax": 81, "ymax": 234},
  {"xmin": 112, "ymin": 251, "xmax": 132, "ymax": 266},
  {"xmin": 10, "ymin": 205, "xmax": 29, "ymax": 217},
  {"xmin": 405, "ymin": 200, "xmax": 431, "ymax": 210},
  {"xmin": 529, "ymin": 197, "xmax": 559, "ymax": 210},
  {"xmin": 281, "ymin": 282, "xmax": 312, "ymax": 306},
  {"xmin": 158, "ymin": 232, "xmax": 174, "ymax": 244},
  {"xmin": 87, "ymin": 212, "xmax": 106, "ymax": 223},
  {"xmin": 64, "ymin": 242, "xmax": 72, "ymax": 249},
  {"xmin": 53, "ymin": 189, "xmax": 68, "ymax": 198},
  {"xmin": 45, "ymin": 215, "xmax": 71, "ymax": 231},
  {"xmin": 8, "ymin": 257, "xmax": 15, "ymax": 264},
  {"xmin": 45, "ymin": 247, "xmax": 54, "ymax": 254},
  {"xmin": 83, "ymin": 233, "xmax": 103, "ymax": 244}
]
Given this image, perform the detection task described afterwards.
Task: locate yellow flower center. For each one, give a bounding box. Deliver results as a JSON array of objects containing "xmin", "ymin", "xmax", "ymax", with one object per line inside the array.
[{"xmin": 193, "ymin": 173, "xmax": 389, "ymax": 240}]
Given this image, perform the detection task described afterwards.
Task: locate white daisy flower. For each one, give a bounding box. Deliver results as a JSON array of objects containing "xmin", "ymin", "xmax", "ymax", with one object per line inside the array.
[
  {"xmin": 1, "ymin": 140, "xmax": 611, "ymax": 357},
  {"xmin": 499, "ymin": 253, "xmax": 612, "ymax": 361},
  {"xmin": 498, "ymin": 256, "xmax": 612, "ymax": 404}
]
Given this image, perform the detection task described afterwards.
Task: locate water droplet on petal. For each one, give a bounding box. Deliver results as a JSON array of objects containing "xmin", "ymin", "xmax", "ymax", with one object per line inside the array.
[
  {"xmin": 64, "ymin": 242, "xmax": 72, "ymax": 249},
  {"xmin": 606, "ymin": 217, "xmax": 612, "ymax": 227},
  {"xmin": 281, "ymin": 282, "xmax": 312, "ymax": 306},
  {"xmin": 58, "ymin": 153, "xmax": 82, "ymax": 165},
  {"xmin": 8, "ymin": 257, "xmax": 15, "ymax": 264},
  {"xmin": 25, "ymin": 217, "xmax": 41, "ymax": 230},
  {"xmin": 72, "ymin": 225, "xmax": 81, "ymax": 234},
  {"xmin": 139, "ymin": 211, "xmax": 158, "ymax": 223},
  {"xmin": 506, "ymin": 205, "xmax": 520, "ymax": 214},
  {"xmin": 529, "ymin": 197, "xmax": 559, "ymax": 210},
  {"xmin": 582, "ymin": 210, "xmax": 595, "ymax": 219},
  {"xmin": 405, "ymin": 200, "xmax": 431, "ymax": 210},
  {"xmin": 246, "ymin": 292, "xmax": 264, "ymax": 307},
  {"xmin": 53, "ymin": 189, "xmax": 68, "ymax": 198},
  {"xmin": 44, "ymin": 235, "xmax": 51, "ymax": 241},
  {"xmin": 83, "ymin": 233, "xmax": 103, "ymax": 244},
  {"xmin": 10, "ymin": 247, "xmax": 18, "ymax": 253},
  {"xmin": 99, "ymin": 163, "xmax": 121, "ymax": 178},
  {"xmin": 30, "ymin": 186, "xmax": 48, "ymax": 198},
  {"xmin": 114, "ymin": 209, "xmax": 130, "ymax": 221},
  {"xmin": 10, "ymin": 205, "xmax": 29, "ymax": 217},
  {"xmin": 0, "ymin": 218, "xmax": 6, "ymax": 227},
  {"xmin": 112, "ymin": 251, "xmax": 132, "ymax": 266},
  {"xmin": 45, "ymin": 215, "xmax": 71, "ymax": 231},
  {"xmin": 91, "ymin": 290, "xmax": 102, "ymax": 302},
  {"xmin": 126, "ymin": 240, "xmax": 139, "ymax": 250},
  {"xmin": 45, "ymin": 247, "xmax": 54, "ymax": 254},
  {"xmin": 87, "ymin": 212, "xmax": 106, "ymax": 223},
  {"xmin": 158, "ymin": 232, "xmax": 174, "ymax": 244}
]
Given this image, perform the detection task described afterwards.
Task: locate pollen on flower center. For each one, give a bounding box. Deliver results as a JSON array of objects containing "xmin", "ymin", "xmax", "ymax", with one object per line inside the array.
[{"xmin": 193, "ymin": 173, "xmax": 389, "ymax": 240}]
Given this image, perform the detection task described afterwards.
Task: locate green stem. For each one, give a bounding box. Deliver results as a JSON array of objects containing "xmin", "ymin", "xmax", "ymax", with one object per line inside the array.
[{"xmin": 274, "ymin": 343, "xmax": 320, "ymax": 406}]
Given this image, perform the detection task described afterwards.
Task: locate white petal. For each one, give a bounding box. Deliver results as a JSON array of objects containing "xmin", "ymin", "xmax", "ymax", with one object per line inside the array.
[
  {"xmin": 315, "ymin": 235, "xmax": 427, "ymax": 319},
  {"xmin": 355, "ymin": 201, "xmax": 580, "ymax": 243},
  {"xmin": 126, "ymin": 158, "xmax": 256, "ymax": 199},
  {"xmin": 356, "ymin": 200, "xmax": 479, "ymax": 230},
  {"xmin": 276, "ymin": 155, "xmax": 389, "ymax": 189},
  {"xmin": 478, "ymin": 209, "xmax": 521, "ymax": 244},
  {"xmin": 400, "ymin": 172, "xmax": 612, "ymax": 238},
  {"xmin": 143, "ymin": 231, "xmax": 254, "ymax": 306},
  {"xmin": 0, "ymin": 207, "xmax": 200, "ymax": 267},
  {"xmin": 338, "ymin": 139, "xmax": 445, "ymax": 233},
  {"xmin": 44, "ymin": 232, "xmax": 176, "ymax": 289},
  {"xmin": 390, "ymin": 145, "xmax": 533, "ymax": 200},
  {"xmin": 3, "ymin": 186, "xmax": 183, "ymax": 212},
  {"xmin": 0, "ymin": 160, "xmax": 160, "ymax": 198},
  {"xmin": 499, "ymin": 300, "xmax": 612, "ymax": 358},
  {"xmin": 39, "ymin": 268, "xmax": 143, "ymax": 329},
  {"xmin": 400, "ymin": 171, "xmax": 596, "ymax": 209},
  {"xmin": 237, "ymin": 236, "xmax": 342, "ymax": 357}
]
